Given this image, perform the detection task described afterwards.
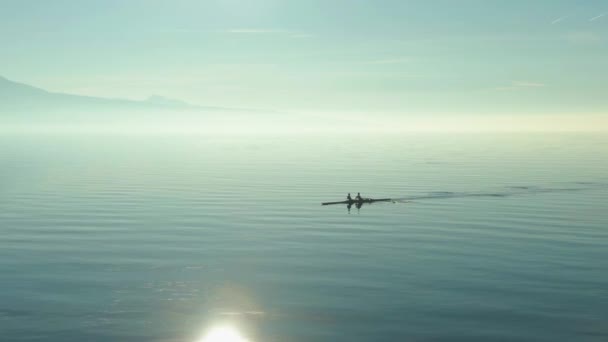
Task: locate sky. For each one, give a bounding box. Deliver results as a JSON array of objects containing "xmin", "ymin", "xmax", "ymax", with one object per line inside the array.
[{"xmin": 1, "ymin": 0, "xmax": 607, "ymax": 125}]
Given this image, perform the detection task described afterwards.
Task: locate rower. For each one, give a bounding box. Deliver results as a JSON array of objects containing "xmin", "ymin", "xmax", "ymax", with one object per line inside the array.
[
  {"xmin": 347, "ymin": 193, "xmax": 352, "ymax": 201},
  {"xmin": 355, "ymin": 192, "xmax": 362, "ymax": 201}
]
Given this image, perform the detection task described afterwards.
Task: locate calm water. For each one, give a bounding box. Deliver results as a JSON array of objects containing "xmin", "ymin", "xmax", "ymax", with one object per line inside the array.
[{"xmin": 1, "ymin": 133, "xmax": 607, "ymax": 341}]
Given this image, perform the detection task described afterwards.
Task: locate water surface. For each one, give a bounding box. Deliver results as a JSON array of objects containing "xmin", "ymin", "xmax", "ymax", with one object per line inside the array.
[{"xmin": 1, "ymin": 133, "xmax": 607, "ymax": 341}]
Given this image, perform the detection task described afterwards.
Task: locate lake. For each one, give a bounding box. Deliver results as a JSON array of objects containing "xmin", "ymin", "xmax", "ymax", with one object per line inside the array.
[{"xmin": 1, "ymin": 132, "xmax": 607, "ymax": 341}]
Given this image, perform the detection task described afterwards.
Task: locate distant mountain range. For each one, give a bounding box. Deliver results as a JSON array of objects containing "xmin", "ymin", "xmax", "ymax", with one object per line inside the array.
[
  {"xmin": 0, "ymin": 76, "xmax": 317, "ymax": 131},
  {"xmin": 0, "ymin": 76, "xmax": 244, "ymax": 120}
]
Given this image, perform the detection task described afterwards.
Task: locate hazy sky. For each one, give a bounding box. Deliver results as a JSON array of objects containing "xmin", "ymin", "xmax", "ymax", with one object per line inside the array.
[{"xmin": 1, "ymin": 0, "xmax": 607, "ymax": 117}]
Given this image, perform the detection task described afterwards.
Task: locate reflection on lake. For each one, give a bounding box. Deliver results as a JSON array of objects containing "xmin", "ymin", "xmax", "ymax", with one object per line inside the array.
[{"xmin": 198, "ymin": 324, "xmax": 250, "ymax": 342}]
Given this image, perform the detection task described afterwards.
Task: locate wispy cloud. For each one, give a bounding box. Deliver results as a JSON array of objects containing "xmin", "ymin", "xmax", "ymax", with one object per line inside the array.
[
  {"xmin": 551, "ymin": 16, "xmax": 568, "ymax": 24},
  {"xmin": 364, "ymin": 58, "xmax": 411, "ymax": 65},
  {"xmin": 223, "ymin": 29, "xmax": 288, "ymax": 34},
  {"xmin": 496, "ymin": 81, "xmax": 545, "ymax": 91},
  {"xmin": 589, "ymin": 13, "xmax": 606, "ymax": 22},
  {"xmin": 290, "ymin": 33, "xmax": 313, "ymax": 39},
  {"xmin": 565, "ymin": 31, "xmax": 602, "ymax": 44},
  {"xmin": 151, "ymin": 28, "xmax": 312, "ymax": 39},
  {"xmin": 512, "ymin": 81, "xmax": 545, "ymax": 87},
  {"xmin": 218, "ymin": 29, "xmax": 312, "ymax": 39}
]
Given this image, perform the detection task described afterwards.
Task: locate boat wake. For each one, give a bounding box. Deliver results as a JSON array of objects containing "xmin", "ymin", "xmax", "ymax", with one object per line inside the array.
[{"xmin": 393, "ymin": 182, "xmax": 608, "ymax": 203}]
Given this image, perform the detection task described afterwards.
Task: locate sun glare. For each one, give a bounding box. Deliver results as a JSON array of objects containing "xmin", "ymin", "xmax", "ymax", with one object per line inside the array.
[{"xmin": 198, "ymin": 324, "xmax": 250, "ymax": 342}]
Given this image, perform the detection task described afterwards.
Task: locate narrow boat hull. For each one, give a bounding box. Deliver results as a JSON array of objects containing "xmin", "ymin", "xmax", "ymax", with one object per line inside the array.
[{"xmin": 322, "ymin": 198, "xmax": 391, "ymax": 206}]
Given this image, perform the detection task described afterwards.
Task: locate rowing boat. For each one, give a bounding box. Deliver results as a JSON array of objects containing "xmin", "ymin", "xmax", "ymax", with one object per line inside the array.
[{"xmin": 322, "ymin": 198, "xmax": 392, "ymax": 206}]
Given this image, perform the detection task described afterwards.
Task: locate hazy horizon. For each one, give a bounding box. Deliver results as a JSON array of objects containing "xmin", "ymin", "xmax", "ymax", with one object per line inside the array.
[{"xmin": 1, "ymin": 74, "xmax": 607, "ymax": 133}]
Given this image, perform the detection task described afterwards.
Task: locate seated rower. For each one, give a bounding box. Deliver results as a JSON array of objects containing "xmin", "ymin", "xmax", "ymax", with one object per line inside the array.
[
  {"xmin": 347, "ymin": 193, "xmax": 352, "ymax": 201},
  {"xmin": 355, "ymin": 192, "xmax": 362, "ymax": 201}
]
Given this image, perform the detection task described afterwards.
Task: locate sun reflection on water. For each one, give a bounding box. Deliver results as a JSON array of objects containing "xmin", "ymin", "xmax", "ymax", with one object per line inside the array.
[{"xmin": 197, "ymin": 324, "xmax": 251, "ymax": 342}]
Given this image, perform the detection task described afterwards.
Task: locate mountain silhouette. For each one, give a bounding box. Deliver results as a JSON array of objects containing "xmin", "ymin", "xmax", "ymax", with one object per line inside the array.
[
  {"xmin": 0, "ymin": 76, "xmax": 292, "ymax": 128},
  {"xmin": 0, "ymin": 75, "xmax": 230, "ymax": 112}
]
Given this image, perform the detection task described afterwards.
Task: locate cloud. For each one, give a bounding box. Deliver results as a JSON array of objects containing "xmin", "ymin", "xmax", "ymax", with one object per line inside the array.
[
  {"xmin": 364, "ymin": 58, "xmax": 411, "ymax": 65},
  {"xmin": 223, "ymin": 29, "xmax": 288, "ymax": 34},
  {"xmin": 155, "ymin": 28, "xmax": 201, "ymax": 33},
  {"xmin": 218, "ymin": 29, "xmax": 312, "ymax": 39},
  {"xmin": 290, "ymin": 33, "xmax": 313, "ymax": 39},
  {"xmin": 551, "ymin": 16, "xmax": 568, "ymax": 24},
  {"xmin": 589, "ymin": 13, "xmax": 606, "ymax": 22},
  {"xmin": 151, "ymin": 28, "xmax": 313, "ymax": 39},
  {"xmin": 495, "ymin": 81, "xmax": 545, "ymax": 91},
  {"xmin": 565, "ymin": 31, "xmax": 602, "ymax": 44},
  {"xmin": 512, "ymin": 81, "xmax": 545, "ymax": 87}
]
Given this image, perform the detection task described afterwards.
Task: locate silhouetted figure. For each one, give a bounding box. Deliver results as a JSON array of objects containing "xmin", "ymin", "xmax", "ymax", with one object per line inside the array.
[
  {"xmin": 347, "ymin": 193, "xmax": 352, "ymax": 201},
  {"xmin": 355, "ymin": 192, "xmax": 362, "ymax": 201}
]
